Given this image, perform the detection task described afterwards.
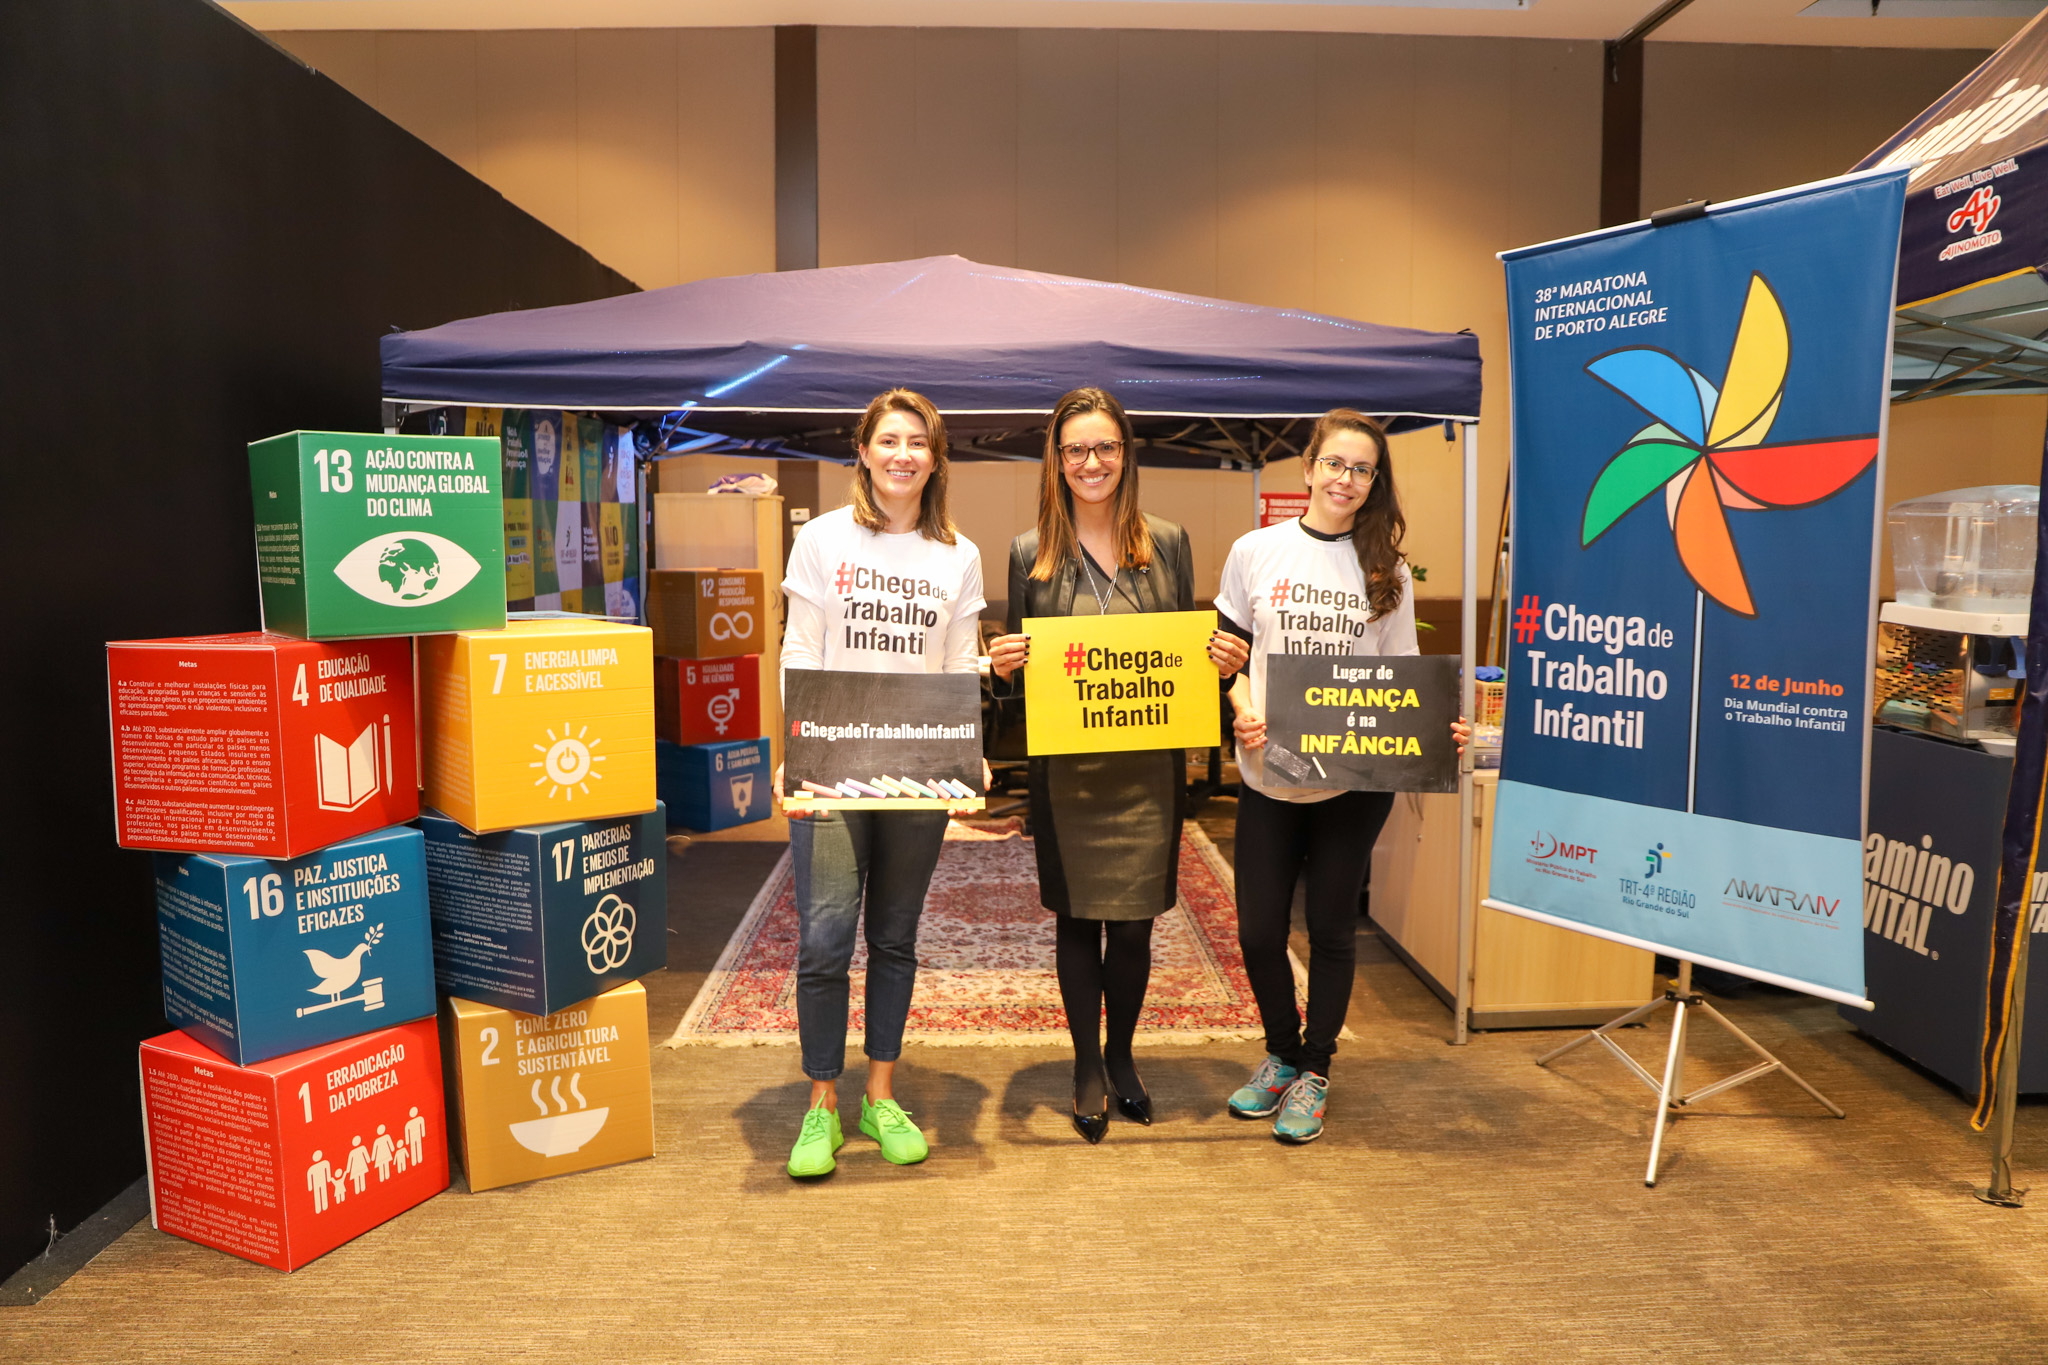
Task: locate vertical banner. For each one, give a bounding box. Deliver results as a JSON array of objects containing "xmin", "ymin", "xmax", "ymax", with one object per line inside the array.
[
  {"xmin": 1487, "ymin": 172, "xmax": 1906, "ymax": 1007},
  {"xmin": 472, "ymin": 409, "xmax": 639, "ymax": 618}
]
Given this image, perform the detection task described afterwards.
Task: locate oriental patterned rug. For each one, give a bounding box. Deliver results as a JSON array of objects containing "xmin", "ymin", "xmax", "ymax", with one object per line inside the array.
[{"xmin": 664, "ymin": 820, "xmax": 1322, "ymax": 1047}]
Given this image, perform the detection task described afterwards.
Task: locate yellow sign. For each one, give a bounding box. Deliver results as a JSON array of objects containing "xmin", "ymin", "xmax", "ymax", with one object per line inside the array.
[
  {"xmin": 420, "ymin": 618, "xmax": 655, "ymax": 832},
  {"xmin": 1023, "ymin": 609, "xmax": 1220, "ymax": 755},
  {"xmin": 440, "ymin": 983, "xmax": 654, "ymax": 1193}
]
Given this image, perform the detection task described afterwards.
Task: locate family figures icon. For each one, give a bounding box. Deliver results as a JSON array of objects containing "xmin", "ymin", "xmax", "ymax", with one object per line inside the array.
[{"xmin": 306, "ymin": 1107, "xmax": 429, "ymax": 1213}]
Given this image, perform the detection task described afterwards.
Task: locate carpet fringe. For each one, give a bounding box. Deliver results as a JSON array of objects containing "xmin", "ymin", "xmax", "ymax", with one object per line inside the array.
[{"xmin": 664, "ymin": 1028, "xmax": 1272, "ymax": 1049}]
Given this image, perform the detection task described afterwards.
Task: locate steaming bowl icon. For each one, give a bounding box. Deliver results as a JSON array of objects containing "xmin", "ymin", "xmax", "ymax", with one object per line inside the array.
[{"xmin": 508, "ymin": 1107, "xmax": 610, "ymax": 1157}]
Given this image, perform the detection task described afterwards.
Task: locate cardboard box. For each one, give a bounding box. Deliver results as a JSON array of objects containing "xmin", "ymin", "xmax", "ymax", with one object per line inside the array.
[
  {"xmin": 249, "ymin": 430, "xmax": 506, "ymax": 640},
  {"xmin": 646, "ymin": 569, "xmax": 766, "ymax": 658},
  {"xmin": 154, "ymin": 826, "xmax": 435, "ymax": 1066},
  {"xmin": 419, "ymin": 806, "xmax": 667, "ymax": 1016},
  {"xmin": 418, "ymin": 618, "xmax": 655, "ymax": 833},
  {"xmin": 107, "ymin": 633, "xmax": 418, "ymax": 857},
  {"xmin": 139, "ymin": 1019, "xmax": 449, "ymax": 1272},
  {"xmin": 654, "ymin": 655, "xmax": 761, "ymax": 746},
  {"xmin": 657, "ymin": 738, "xmax": 771, "ymax": 831},
  {"xmin": 439, "ymin": 983, "xmax": 654, "ymax": 1193}
]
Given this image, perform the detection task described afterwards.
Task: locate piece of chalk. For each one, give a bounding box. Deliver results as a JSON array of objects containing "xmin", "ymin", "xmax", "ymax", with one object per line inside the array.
[
  {"xmin": 941, "ymin": 779, "xmax": 971, "ymax": 798},
  {"xmin": 868, "ymin": 776, "xmax": 903, "ymax": 796},
  {"xmin": 900, "ymin": 778, "xmax": 940, "ymax": 799},
  {"xmin": 836, "ymin": 781, "xmax": 863, "ymax": 798},
  {"xmin": 846, "ymin": 779, "xmax": 886, "ymax": 798},
  {"xmin": 886, "ymin": 776, "xmax": 925, "ymax": 798},
  {"xmin": 801, "ymin": 780, "xmax": 841, "ymax": 796}
]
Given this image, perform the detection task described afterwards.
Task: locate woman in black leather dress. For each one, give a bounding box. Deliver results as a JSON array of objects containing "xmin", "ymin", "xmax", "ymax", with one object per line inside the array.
[{"xmin": 987, "ymin": 388, "xmax": 1247, "ymax": 1142}]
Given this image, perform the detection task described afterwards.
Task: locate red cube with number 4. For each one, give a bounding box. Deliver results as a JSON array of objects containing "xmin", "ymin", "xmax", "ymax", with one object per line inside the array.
[
  {"xmin": 107, "ymin": 632, "xmax": 417, "ymax": 858},
  {"xmin": 139, "ymin": 1019, "xmax": 449, "ymax": 1272}
]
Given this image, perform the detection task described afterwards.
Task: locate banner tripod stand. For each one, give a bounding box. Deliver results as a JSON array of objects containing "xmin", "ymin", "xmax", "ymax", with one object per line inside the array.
[{"xmin": 1535, "ymin": 960, "xmax": 1846, "ymax": 1186}]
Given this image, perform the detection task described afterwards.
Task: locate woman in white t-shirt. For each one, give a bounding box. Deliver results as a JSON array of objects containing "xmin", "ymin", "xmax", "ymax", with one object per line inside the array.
[
  {"xmin": 1213, "ymin": 409, "xmax": 1466, "ymax": 1145},
  {"xmin": 776, "ymin": 388, "xmax": 986, "ymax": 1179}
]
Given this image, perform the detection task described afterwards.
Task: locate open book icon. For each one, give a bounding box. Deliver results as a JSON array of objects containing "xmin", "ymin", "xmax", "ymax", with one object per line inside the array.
[{"xmin": 315, "ymin": 720, "xmax": 388, "ymax": 811}]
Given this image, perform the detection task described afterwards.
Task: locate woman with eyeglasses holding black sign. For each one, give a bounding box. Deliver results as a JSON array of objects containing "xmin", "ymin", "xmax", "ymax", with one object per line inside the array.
[
  {"xmin": 986, "ymin": 388, "xmax": 1248, "ymax": 1143},
  {"xmin": 1214, "ymin": 409, "xmax": 1467, "ymax": 1144}
]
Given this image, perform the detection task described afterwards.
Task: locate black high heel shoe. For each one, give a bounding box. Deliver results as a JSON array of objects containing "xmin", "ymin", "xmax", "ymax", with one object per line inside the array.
[
  {"xmin": 1108, "ymin": 1076, "xmax": 1153, "ymax": 1126},
  {"xmin": 1072, "ymin": 1068, "xmax": 1110, "ymax": 1144}
]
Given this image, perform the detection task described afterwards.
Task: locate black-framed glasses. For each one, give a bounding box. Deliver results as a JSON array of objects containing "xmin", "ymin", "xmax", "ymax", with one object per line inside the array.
[
  {"xmin": 1313, "ymin": 455, "xmax": 1378, "ymax": 483},
  {"xmin": 1059, "ymin": 440, "xmax": 1125, "ymax": 465}
]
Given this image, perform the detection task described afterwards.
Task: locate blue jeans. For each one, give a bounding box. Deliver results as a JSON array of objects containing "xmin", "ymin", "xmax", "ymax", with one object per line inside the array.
[{"xmin": 791, "ymin": 808, "xmax": 949, "ymax": 1081}]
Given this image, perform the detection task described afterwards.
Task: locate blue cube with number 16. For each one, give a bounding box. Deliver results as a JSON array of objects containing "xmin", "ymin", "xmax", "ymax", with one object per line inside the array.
[{"xmin": 153, "ymin": 826, "xmax": 435, "ymax": 1065}]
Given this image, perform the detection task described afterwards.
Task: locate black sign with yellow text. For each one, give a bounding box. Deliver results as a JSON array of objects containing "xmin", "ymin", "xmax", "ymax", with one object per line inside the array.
[{"xmin": 1262, "ymin": 654, "xmax": 1459, "ymax": 793}]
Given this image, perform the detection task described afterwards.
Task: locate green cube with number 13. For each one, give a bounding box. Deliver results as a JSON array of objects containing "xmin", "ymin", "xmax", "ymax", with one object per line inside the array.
[{"xmin": 250, "ymin": 430, "xmax": 507, "ymax": 639}]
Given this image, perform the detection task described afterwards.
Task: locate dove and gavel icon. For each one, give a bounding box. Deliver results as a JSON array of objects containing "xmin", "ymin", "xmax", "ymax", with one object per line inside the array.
[{"xmin": 297, "ymin": 924, "xmax": 388, "ymax": 1018}]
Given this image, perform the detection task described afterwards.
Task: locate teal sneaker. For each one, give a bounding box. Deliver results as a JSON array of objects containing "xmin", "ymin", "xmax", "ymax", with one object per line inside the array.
[
  {"xmin": 1228, "ymin": 1055, "xmax": 1300, "ymax": 1118},
  {"xmin": 787, "ymin": 1103, "xmax": 844, "ymax": 1178},
  {"xmin": 1273, "ymin": 1073, "xmax": 1329, "ymax": 1144},
  {"xmin": 859, "ymin": 1095, "xmax": 930, "ymax": 1165}
]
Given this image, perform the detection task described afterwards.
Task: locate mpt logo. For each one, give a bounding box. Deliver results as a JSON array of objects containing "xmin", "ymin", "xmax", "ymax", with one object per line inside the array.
[
  {"xmin": 1947, "ymin": 185, "xmax": 2000, "ymax": 235},
  {"xmin": 1529, "ymin": 832, "xmax": 1597, "ymax": 863}
]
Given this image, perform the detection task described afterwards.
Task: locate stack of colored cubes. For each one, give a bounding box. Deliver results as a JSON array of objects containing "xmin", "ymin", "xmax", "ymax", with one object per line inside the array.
[
  {"xmin": 114, "ymin": 429, "xmax": 505, "ymax": 1271},
  {"xmin": 646, "ymin": 568, "xmax": 772, "ymax": 831},
  {"xmin": 416, "ymin": 616, "xmax": 667, "ymax": 1192}
]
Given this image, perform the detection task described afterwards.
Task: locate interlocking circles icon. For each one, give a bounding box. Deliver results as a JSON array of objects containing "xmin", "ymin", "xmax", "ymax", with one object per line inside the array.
[{"xmin": 580, "ymin": 894, "xmax": 636, "ymax": 972}]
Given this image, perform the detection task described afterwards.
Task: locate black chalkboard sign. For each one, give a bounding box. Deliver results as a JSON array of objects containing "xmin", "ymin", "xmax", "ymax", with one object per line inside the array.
[
  {"xmin": 1261, "ymin": 655, "xmax": 1460, "ymax": 794},
  {"xmin": 782, "ymin": 669, "xmax": 984, "ymax": 809}
]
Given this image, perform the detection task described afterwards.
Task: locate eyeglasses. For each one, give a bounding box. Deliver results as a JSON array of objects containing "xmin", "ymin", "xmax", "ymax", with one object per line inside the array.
[
  {"xmin": 1313, "ymin": 455, "xmax": 1378, "ymax": 483},
  {"xmin": 1059, "ymin": 440, "xmax": 1125, "ymax": 465}
]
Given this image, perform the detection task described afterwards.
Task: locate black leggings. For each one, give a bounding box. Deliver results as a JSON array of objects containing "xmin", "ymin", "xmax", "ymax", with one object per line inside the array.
[
  {"xmin": 1234, "ymin": 786, "xmax": 1395, "ymax": 1078},
  {"xmin": 1054, "ymin": 913, "xmax": 1154, "ymax": 1100}
]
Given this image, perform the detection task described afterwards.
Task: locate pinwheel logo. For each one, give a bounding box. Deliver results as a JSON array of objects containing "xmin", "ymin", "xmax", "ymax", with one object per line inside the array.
[{"xmin": 1579, "ymin": 273, "xmax": 1878, "ymax": 618}]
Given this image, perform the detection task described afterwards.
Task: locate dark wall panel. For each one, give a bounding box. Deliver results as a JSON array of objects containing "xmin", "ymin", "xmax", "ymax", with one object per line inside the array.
[{"xmin": 0, "ymin": 0, "xmax": 634, "ymax": 1278}]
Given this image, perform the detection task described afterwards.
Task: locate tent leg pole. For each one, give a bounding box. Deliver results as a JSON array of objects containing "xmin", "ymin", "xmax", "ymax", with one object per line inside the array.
[
  {"xmin": 1984, "ymin": 919, "xmax": 2033, "ymax": 1206},
  {"xmin": 1453, "ymin": 421, "xmax": 1479, "ymax": 1046},
  {"xmin": 636, "ymin": 455, "xmax": 650, "ymax": 628}
]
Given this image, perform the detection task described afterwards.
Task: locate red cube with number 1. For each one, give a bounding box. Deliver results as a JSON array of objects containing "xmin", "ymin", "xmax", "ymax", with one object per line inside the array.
[
  {"xmin": 139, "ymin": 1019, "xmax": 449, "ymax": 1272},
  {"xmin": 107, "ymin": 632, "xmax": 417, "ymax": 858}
]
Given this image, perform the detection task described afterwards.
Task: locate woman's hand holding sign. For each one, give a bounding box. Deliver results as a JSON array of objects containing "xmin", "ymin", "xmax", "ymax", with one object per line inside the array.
[
  {"xmin": 987, "ymin": 632, "xmax": 1029, "ymax": 682},
  {"xmin": 1207, "ymin": 630, "xmax": 1248, "ymax": 678}
]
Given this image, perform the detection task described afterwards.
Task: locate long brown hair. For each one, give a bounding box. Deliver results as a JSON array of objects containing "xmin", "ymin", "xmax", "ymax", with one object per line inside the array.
[
  {"xmin": 848, "ymin": 388, "xmax": 956, "ymax": 544},
  {"xmin": 1029, "ymin": 387, "xmax": 1155, "ymax": 581},
  {"xmin": 1304, "ymin": 409, "xmax": 1405, "ymax": 620}
]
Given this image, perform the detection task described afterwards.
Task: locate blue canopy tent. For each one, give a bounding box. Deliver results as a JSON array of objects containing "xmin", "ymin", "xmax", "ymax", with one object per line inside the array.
[
  {"xmin": 380, "ymin": 253, "xmax": 1481, "ymax": 464},
  {"xmin": 1856, "ymin": 11, "xmax": 2048, "ymax": 1200},
  {"xmin": 1856, "ymin": 8, "xmax": 2048, "ymax": 400},
  {"xmin": 379, "ymin": 254, "xmax": 1490, "ymax": 1039}
]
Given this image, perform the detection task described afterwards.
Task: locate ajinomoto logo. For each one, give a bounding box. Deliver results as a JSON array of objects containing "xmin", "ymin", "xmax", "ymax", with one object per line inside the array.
[
  {"xmin": 332, "ymin": 531, "xmax": 482, "ymax": 607},
  {"xmin": 1579, "ymin": 273, "xmax": 1879, "ymax": 618}
]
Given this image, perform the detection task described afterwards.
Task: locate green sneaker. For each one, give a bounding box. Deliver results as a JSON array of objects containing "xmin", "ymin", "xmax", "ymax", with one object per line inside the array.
[
  {"xmin": 859, "ymin": 1095, "xmax": 930, "ymax": 1165},
  {"xmin": 787, "ymin": 1103, "xmax": 844, "ymax": 1178}
]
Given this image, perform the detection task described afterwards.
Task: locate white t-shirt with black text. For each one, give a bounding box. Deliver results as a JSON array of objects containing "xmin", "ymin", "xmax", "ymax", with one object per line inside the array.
[
  {"xmin": 1214, "ymin": 518, "xmax": 1418, "ymax": 803},
  {"xmin": 780, "ymin": 505, "xmax": 986, "ymax": 684}
]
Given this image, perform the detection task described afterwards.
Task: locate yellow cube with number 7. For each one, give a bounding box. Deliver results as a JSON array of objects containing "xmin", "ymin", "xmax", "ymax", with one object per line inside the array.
[{"xmin": 420, "ymin": 618, "xmax": 655, "ymax": 833}]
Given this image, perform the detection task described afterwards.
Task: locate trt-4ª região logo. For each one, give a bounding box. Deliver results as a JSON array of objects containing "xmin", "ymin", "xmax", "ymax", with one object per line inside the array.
[{"xmin": 1578, "ymin": 273, "xmax": 1879, "ymax": 617}]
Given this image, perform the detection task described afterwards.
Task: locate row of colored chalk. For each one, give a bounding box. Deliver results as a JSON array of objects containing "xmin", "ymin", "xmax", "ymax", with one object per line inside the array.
[{"xmin": 794, "ymin": 777, "xmax": 978, "ymax": 800}]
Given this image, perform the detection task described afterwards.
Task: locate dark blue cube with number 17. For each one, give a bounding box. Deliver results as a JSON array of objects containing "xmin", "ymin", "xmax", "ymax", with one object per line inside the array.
[
  {"xmin": 153, "ymin": 826, "xmax": 435, "ymax": 1066},
  {"xmin": 416, "ymin": 805, "xmax": 668, "ymax": 1016}
]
